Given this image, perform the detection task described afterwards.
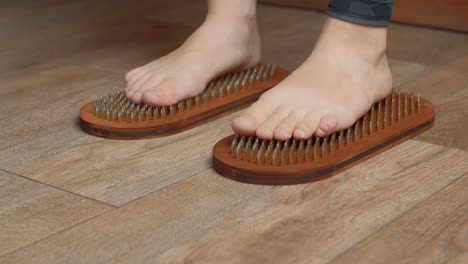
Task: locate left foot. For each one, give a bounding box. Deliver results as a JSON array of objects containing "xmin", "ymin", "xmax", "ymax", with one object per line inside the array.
[{"xmin": 232, "ymin": 17, "xmax": 393, "ymax": 140}]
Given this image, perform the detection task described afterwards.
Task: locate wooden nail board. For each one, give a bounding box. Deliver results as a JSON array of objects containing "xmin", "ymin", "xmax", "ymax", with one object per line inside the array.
[
  {"xmin": 213, "ymin": 92, "xmax": 435, "ymax": 185},
  {"xmin": 80, "ymin": 64, "xmax": 289, "ymax": 139}
]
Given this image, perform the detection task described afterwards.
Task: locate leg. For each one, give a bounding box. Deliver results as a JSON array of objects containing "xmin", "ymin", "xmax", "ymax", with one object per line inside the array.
[
  {"xmin": 232, "ymin": 0, "xmax": 393, "ymax": 140},
  {"xmin": 125, "ymin": 0, "xmax": 261, "ymax": 106}
]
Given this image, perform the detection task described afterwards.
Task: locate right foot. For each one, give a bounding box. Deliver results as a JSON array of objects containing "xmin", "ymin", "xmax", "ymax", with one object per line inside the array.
[
  {"xmin": 232, "ymin": 17, "xmax": 392, "ymax": 140},
  {"xmin": 124, "ymin": 7, "xmax": 261, "ymax": 106}
]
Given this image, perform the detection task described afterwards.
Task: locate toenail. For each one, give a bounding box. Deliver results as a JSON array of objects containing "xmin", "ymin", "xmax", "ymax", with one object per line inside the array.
[
  {"xmin": 294, "ymin": 130, "xmax": 306, "ymax": 138},
  {"xmin": 275, "ymin": 128, "xmax": 289, "ymax": 137},
  {"xmin": 316, "ymin": 129, "xmax": 325, "ymax": 136}
]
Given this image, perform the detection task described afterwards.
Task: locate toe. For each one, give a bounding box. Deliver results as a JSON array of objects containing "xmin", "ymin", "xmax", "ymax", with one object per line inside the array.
[
  {"xmin": 231, "ymin": 101, "xmax": 276, "ymax": 136},
  {"xmin": 315, "ymin": 114, "xmax": 338, "ymax": 137},
  {"xmin": 141, "ymin": 81, "xmax": 179, "ymax": 106},
  {"xmin": 126, "ymin": 68, "xmax": 148, "ymax": 90},
  {"xmin": 125, "ymin": 67, "xmax": 143, "ymax": 82},
  {"xmin": 293, "ymin": 112, "xmax": 320, "ymax": 139},
  {"xmin": 256, "ymin": 106, "xmax": 291, "ymax": 140},
  {"xmin": 129, "ymin": 91, "xmax": 144, "ymax": 104},
  {"xmin": 231, "ymin": 114, "xmax": 258, "ymax": 136},
  {"xmin": 136, "ymin": 75, "xmax": 165, "ymax": 94},
  {"xmin": 274, "ymin": 110, "xmax": 306, "ymax": 141},
  {"xmin": 125, "ymin": 72, "xmax": 151, "ymax": 99},
  {"xmin": 127, "ymin": 76, "xmax": 153, "ymax": 103}
]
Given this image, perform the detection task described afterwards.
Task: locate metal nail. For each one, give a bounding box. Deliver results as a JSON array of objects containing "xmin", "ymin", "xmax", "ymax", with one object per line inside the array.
[
  {"xmin": 236, "ymin": 136, "xmax": 246, "ymax": 159},
  {"xmin": 281, "ymin": 140, "xmax": 289, "ymax": 164},
  {"xmin": 251, "ymin": 138, "xmax": 259, "ymax": 162},
  {"xmin": 289, "ymin": 139, "xmax": 297, "ymax": 164},
  {"xmin": 273, "ymin": 141, "xmax": 281, "ymax": 165},
  {"xmin": 305, "ymin": 138, "xmax": 312, "ymax": 161}
]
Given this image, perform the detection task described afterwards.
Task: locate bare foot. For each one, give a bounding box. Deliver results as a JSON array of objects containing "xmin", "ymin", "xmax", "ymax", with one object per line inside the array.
[
  {"xmin": 232, "ymin": 17, "xmax": 393, "ymax": 140},
  {"xmin": 124, "ymin": 1, "xmax": 261, "ymax": 106}
]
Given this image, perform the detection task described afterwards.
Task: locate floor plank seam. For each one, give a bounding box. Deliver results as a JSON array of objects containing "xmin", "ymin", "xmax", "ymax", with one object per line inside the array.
[
  {"xmin": 412, "ymin": 139, "xmax": 468, "ymax": 152},
  {"xmin": 328, "ymin": 172, "xmax": 468, "ymax": 263},
  {"xmin": 419, "ymin": 196, "xmax": 468, "ymax": 242},
  {"xmin": 114, "ymin": 166, "xmax": 215, "ymax": 208},
  {"xmin": 0, "ymin": 109, "xmax": 79, "ymax": 152},
  {"xmin": 0, "ymin": 168, "xmax": 117, "ymax": 209},
  {"xmin": 0, "ymin": 126, "xmax": 69, "ymax": 152},
  {"xmin": 0, "ymin": 167, "xmax": 217, "ymax": 258},
  {"xmin": 0, "ymin": 208, "xmax": 114, "ymax": 259}
]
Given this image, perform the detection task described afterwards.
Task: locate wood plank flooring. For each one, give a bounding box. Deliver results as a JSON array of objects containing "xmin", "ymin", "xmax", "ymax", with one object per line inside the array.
[
  {"xmin": 2, "ymin": 141, "xmax": 467, "ymax": 263},
  {"xmin": 332, "ymin": 175, "xmax": 468, "ymax": 264},
  {"xmin": 0, "ymin": 0, "xmax": 467, "ymax": 263},
  {"xmin": 0, "ymin": 170, "xmax": 112, "ymax": 256},
  {"xmin": 405, "ymin": 57, "xmax": 468, "ymax": 150}
]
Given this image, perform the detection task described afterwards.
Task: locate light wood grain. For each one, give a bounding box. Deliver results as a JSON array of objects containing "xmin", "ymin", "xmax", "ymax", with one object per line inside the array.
[
  {"xmin": 0, "ymin": 65, "xmax": 121, "ymax": 150},
  {"xmin": 0, "ymin": 111, "xmax": 237, "ymax": 206},
  {"xmin": 1, "ymin": 141, "xmax": 466, "ymax": 263},
  {"xmin": 389, "ymin": 60, "xmax": 432, "ymax": 88},
  {"xmin": 331, "ymin": 175, "xmax": 468, "ymax": 264},
  {"xmin": 0, "ymin": 170, "xmax": 112, "ymax": 256},
  {"xmin": 403, "ymin": 56, "xmax": 468, "ymax": 150},
  {"xmin": 158, "ymin": 142, "xmax": 468, "ymax": 264}
]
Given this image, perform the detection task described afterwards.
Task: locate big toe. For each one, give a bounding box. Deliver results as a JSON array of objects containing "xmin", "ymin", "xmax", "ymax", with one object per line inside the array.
[
  {"xmin": 231, "ymin": 101, "xmax": 274, "ymax": 136},
  {"xmin": 232, "ymin": 114, "xmax": 259, "ymax": 136},
  {"xmin": 315, "ymin": 114, "xmax": 338, "ymax": 137}
]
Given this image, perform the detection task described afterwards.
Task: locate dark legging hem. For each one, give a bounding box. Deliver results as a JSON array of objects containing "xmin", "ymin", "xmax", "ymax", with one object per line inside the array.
[{"xmin": 327, "ymin": 9, "xmax": 390, "ymax": 27}]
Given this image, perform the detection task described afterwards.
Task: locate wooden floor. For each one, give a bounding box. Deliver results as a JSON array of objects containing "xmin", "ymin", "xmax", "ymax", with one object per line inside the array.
[{"xmin": 1, "ymin": 1, "xmax": 467, "ymax": 263}]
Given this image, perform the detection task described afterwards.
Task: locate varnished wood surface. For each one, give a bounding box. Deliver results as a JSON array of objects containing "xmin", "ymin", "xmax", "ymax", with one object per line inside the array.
[
  {"xmin": 1, "ymin": 141, "xmax": 467, "ymax": 263},
  {"xmin": 0, "ymin": 0, "xmax": 467, "ymax": 262},
  {"xmin": 403, "ymin": 56, "xmax": 468, "ymax": 151},
  {"xmin": 0, "ymin": 170, "xmax": 112, "ymax": 256},
  {"xmin": 0, "ymin": 65, "xmax": 121, "ymax": 150},
  {"xmin": 332, "ymin": 175, "xmax": 468, "ymax": 264}
]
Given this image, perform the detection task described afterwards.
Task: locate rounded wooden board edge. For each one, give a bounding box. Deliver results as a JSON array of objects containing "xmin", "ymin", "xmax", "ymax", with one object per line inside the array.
[
  {"xmin": 79, "ymin": 66, "xmax": 290, "ymax": 139},
  {"xmin": 212, "ymin": 98, "xmax": 436, "ymax": 185}
]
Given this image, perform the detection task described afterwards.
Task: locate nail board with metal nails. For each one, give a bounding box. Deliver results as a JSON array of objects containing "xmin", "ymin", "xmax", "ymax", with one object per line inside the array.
[
  {"xmin": 79, "ymin": 63, "xmax": 289, "ymax": 139},
  {"xmin": 212, "ymin": 91, "xmax": 436, "ymax": 185}
]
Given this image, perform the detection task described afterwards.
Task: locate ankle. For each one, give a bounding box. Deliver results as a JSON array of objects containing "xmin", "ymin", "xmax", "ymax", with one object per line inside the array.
[
  {"xmin": 206, "ymin": 0, "xmax": 257, "ymax": 22},
  {"xmin": 314, "ymin": 17, "xmax": 388, "ymax": 65}
]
